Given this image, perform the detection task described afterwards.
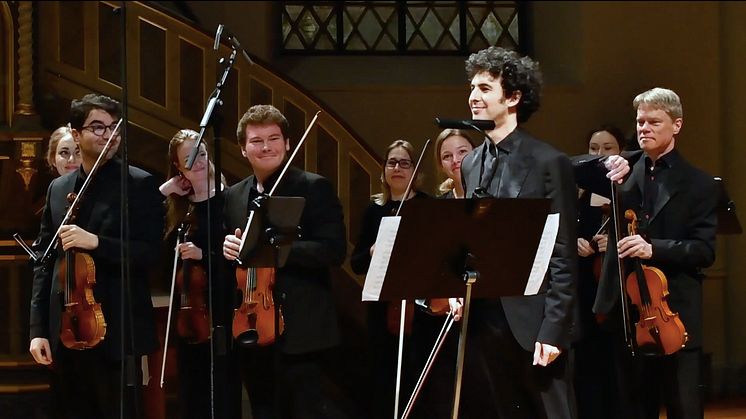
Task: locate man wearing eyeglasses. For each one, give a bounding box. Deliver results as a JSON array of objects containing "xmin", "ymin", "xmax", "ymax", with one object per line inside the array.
[
  {"xmin": 222, "ymin": 104, "xmax": 347, "ymax": 419},
  {"xmin": 29, "ymin": 93, "xmax": 164, "ymax": 418}
]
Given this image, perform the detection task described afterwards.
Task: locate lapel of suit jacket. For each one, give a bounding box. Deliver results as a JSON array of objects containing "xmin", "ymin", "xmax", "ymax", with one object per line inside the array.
[
  {"xmin": 83, "ymin": 160, "xmax": 124, "ymax": 235},
  {"xmin": 497, "ymin": 131, "xmax": 532, "ymax": 198},
  {"xmin": 237, "ymin": 176, "xmax": 255, "ymax": 222},
  {"xmin": 465, "ymin": 144, "xmax": 486, "ymax": 196}
]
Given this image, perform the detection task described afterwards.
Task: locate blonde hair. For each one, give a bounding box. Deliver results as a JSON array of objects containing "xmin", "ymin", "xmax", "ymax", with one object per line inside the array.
[
  {"xmin": 633, "ymin": 87, "xmax": 683, "ymax": 120},
  {"xmin": 46, "ymin": 125, "xmax": 74, "ymax": 174},
  {"xmin": 372, "ymin": 140, "xmax": 422, "ymax": 205},
  {"xmin": 433, "ymin": 129, "xmax": 475, "ymax": 195},
  {"xmin": 163, "ymin": 129, "xmax": 226, "ymax": 237}
]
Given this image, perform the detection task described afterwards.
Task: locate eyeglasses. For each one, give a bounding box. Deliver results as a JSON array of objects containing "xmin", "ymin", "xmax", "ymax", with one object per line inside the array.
[
  {"xmin": 81, "ymin": 122, "xmax": 120, "ymax": 137},
  {"xmin": 385, "ymin": 158, "xmax": 413, "ymax": 169}
]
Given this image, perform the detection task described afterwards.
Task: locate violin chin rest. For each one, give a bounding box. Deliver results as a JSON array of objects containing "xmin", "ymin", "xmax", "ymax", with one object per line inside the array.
[{"xmin": 236, "ymin": 330, "xmax": 259, "ymax": 348}]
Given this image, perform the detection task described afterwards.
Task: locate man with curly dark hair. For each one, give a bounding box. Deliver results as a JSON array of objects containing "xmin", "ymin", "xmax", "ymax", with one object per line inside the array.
[{"xmin": 448, "ymin": 46, "xmax": 628, "ymax": 419}]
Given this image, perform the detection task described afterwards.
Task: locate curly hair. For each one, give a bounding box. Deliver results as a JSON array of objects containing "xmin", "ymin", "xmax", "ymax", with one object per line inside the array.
[{"xmin": 465, "ymin": 46, "xmax": 543, "ymax": 123}]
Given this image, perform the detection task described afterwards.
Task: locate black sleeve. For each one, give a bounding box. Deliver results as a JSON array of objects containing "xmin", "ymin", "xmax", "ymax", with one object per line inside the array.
[
  {"xmin": 284, "ymin": 176, "xmax": 347, "ymax": 269},
  {"xmin": 537, "ymin": 153, "xmax": 578, "ymax": 348},
  {"xmin": 350, "ymin": 203, "xmax": 382, "ymax": 275},
  {"xmin": 29, "ymin": 183, "xmax": 55, "ymax": 339},
  {"xmin": 92, "ymin": 174, "xmax": 165, "ymax": 268}
]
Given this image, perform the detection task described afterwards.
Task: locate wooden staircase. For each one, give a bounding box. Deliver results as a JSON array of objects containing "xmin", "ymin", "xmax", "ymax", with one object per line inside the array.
[
  {"xmin": 1, "ymin": 2, "xmax": 380, "ymax": 417},
  {"xmin": 36, "ymin": 1, "xmax": 382, "ymax": 270}
]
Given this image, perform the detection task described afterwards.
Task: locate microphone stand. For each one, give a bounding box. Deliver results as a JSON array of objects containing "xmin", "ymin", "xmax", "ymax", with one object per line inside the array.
[
  {"xmin": 115, "ymin": 3, "xmax": 140, "ymax": 419},
  {"xmin": 183, "ymin": 35, "xmax": 239, "ymax": 419}
]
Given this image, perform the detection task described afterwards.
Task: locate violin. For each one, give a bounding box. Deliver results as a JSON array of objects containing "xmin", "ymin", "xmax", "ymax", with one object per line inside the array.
[
  {"xmin": 623, "ymin": 209, "xmax": 688, "ymax": 355},
  {"xmin": 174, "ymin": 212, "xmax": 210, "ymax": 344},
  {"xmin": 160, "ymin": 208, "xmax": 211, "ymax": 386},
  {"xmin": 58, "ymin": 192, "xmax": 107, "ymax": 349},
  {"xmin": 233, "ymin": 267, "xmax": 284, "ymax": 346}
]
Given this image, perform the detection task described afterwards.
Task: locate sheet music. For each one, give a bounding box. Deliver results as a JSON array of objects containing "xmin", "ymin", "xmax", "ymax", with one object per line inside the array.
[
  {"xmin": 590, "ymin": 192, "xmax": 610, "ymax": 207},
  {"xmin": 524, "ymin": 213, "xmax": 560, "ymax": 296},
  {"xmin": 362, "ymin": 216, "xmax": 401, "ymax": 301}
]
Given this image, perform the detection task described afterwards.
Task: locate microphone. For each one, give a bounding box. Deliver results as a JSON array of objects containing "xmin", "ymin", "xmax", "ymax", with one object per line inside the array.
[
  {"xmin": 226, "ymin": 33, "xmax": 254, "ymax": 65},
  {"xmin": 213, "ymin": 24, "xmax": 224, "ymax": 51},
  {"xmin": 213, "ymin": 24, "xmax": 254, "ymax": 65},
  {"xmin": 434, "ymin": 118, "xmax": 495, "ymax": 131}
]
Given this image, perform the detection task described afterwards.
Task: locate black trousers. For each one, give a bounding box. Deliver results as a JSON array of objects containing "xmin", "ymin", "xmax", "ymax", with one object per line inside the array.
[
  {"xmin": 239, "ymin": 344, "xmax": 338, "ymax": 419},
  {"xmin": 573, "ymin": 321, "xmax": 623, "ymax": 419},
  {"xmin": 51, "ymin": 346, "xmax": 143, "ymax": 419},
  {"xmin": 624, "ymin": 348, "xmax": 703, "ymax": 419},
  {"xmin": 459, "ymin": 302, "xmax": 575, "ymax": 419}
]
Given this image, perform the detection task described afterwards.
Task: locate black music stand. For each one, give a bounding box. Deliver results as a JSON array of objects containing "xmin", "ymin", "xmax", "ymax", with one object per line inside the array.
[
  {"xmin": 235, "ymin": 196, "xmax": 305, "ymax": 347},
  {"xmin": 237, "ymin": 196, "xmax": 305, "ymax": 268},
  {"xmin": 362, "ymin": 197, "xmax": 553, "ymax": 419}
]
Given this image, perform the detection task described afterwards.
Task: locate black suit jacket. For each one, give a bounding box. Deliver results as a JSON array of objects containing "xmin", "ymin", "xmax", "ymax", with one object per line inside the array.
[
  {"xmin": 223, "ymin": 166, "xmax": 346, "ymax": 355},
  {"xmin": 604, "ymin": 150, "xmax": 717, "ymax": 348},
  {"xmin": 30, "ymin": 158, "xmax": 165, "ymax": 359},
  {"xmin": 460, "ymin": 129, "xmax": 578, "ymax": 351}
]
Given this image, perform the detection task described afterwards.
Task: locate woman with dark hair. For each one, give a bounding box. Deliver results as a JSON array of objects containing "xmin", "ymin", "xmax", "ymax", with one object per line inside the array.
[{"xmin": 574, "ymin": 124, "xmax": 625, "ymax": 419}]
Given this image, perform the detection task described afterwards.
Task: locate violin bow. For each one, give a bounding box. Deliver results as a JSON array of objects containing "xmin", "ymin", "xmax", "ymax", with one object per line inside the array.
[
  {"xmin": 160, "ymin": 230, "xmax": 183, "ymax": 387},
  {"xmin": 610, "ymin": 180, "xmax": 635, "ymax": 355}
]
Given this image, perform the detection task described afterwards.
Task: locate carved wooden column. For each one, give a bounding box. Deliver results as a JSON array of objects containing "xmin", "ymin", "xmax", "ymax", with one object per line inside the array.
[{"xmin": 12, "ymin": 1, "xmax": 42, "ymax": 190}]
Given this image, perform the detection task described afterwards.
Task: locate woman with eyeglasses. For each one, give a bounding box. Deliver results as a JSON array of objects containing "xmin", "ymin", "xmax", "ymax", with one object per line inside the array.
[
  {"xmin": 46, "ymin": 125, "xmax": 81, "ymax": 176},
  {"xmin": 351, "ymin": 139, "xmax": 431, "ymax": 418}
]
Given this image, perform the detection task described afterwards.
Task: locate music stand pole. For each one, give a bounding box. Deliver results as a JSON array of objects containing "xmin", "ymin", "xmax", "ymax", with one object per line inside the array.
[{"xmin": 450, "ymin": 270, "xmax": 478, "ymax": 419}]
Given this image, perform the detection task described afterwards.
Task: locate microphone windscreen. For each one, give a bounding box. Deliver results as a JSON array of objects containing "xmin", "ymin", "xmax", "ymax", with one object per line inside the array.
[
  {"xmin": 213, "ymin": 24, "xmax": 224, "ymax": 51},
  {"xmin": 434, "ymin": 118, "xmax": 495, "ymax": 131}
]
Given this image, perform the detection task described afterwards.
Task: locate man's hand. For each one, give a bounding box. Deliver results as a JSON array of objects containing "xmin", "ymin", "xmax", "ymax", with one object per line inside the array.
[
  {"xmin": 618, "ymin": 234, "xmax": 653, "ymax": 259},
  {"xmin": 59, "ymin": 225, "xmax": 99, "ymax": 251},
  {"xmin": 223, "ymin": 228, "xmax": 242, "ymax": 260},
  {"xmin": 29, "ymin": 337, "xmax": 53, "ymax": 365},
  {"xmin": 533, "ymin": 342, "xmax": 561, "ymax": 366},
  {"xmin": 604, "ymin": 155, "xmax": 629, "ymax": 184},
  {"xmin": 178, "ymin": 241, "xmax": 203, "ymax": 261},
  {"xmin": 577, "ymin": 238, "xmax": 595, "ymax": 257}
]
